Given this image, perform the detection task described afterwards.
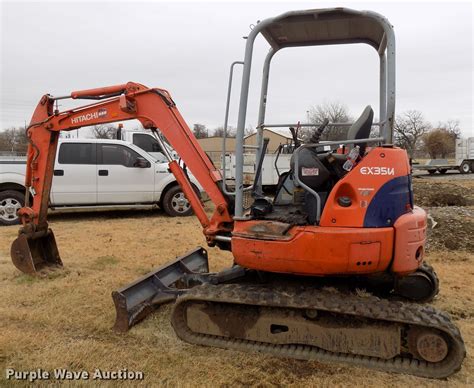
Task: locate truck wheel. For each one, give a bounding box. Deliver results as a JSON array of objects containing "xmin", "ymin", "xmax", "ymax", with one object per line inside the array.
[
  {"xmin": 162, "ymin": 186, "xmax": 193, "ymax": 217},
  {"xmin": 460, "ymin": 161, "xmax": 471, "ymax": 174},
  {"xmin": 428, "ymin": 170, "xmax": 436, "ymax": 175},
  {"xmin": 439, "ymin": 169, "xmax": 447, "ymax": 174},
  {"xmin": 0, "ymin": 190, "xmax": 24, "ymax": 226}
]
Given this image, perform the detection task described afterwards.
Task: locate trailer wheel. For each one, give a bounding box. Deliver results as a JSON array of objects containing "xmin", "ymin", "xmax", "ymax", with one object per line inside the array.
[
  {"xmin": 439, "ymin": 169, "xmax": 447, "ymax": 174},
  {"xmin": 460, "ymin": 161, "xmax": 471, "ymax": 174},
  {"xmin": 0, "ymin": 190, "xmax": 24, "ymax": 226},
  {"xmin": 162, "ymin": 185, "xmax": 194, "ymax": 217},
  {"xmin": 428, "ymin": 170, "xmax": 436, "ymax": 175}
]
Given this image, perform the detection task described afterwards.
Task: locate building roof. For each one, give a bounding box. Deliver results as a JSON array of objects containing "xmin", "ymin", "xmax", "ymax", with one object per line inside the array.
[
  {"xmin": 244, "ymin": 127, "xmax": 293, "ymax": 140},
  {"xmin": 197, "ymin": 136, "xmax": 236, "ymax": 140},
  {"xmin": 197, "ymin": 136, "xmax": 236, "ymax": 142}
]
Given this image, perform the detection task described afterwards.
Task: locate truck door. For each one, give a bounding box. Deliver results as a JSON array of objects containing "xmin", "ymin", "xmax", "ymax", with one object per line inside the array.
[
  {"xmin": 51, "ymin": 142, "xmax": 97, "ymax": 205},
  {"xmin": 97, "ymin": 143, "xmax": 155, "ymax": 203}
]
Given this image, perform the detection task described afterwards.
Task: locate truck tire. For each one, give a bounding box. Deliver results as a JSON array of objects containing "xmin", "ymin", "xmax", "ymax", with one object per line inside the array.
[
  {"xmin": 0, "ymin": 190, "xmax": 24, "ymax": 226},
  {"xmin": 460, "ymin": 161, "xmax": 471, "ymax": 174},
  {"xmin": 162, "ymin": 185, "xmax": 193, "ymax": 217},
  {"xmin": 428, "ymin": 170, "xmax": 436, "ymax": 175},
  {"xmin": 439, "ymin": 169, "xmax": 447, "ymax": 174}
]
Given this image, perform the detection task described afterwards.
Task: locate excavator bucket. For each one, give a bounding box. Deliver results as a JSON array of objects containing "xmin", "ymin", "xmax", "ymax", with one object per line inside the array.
[
  {"xmin": 112, "ymin": 247, "xmax": 209, "ymax": 332},
  {"xmin": 10, "ymin": 229, "xmax": 62, "ymax": 274}
]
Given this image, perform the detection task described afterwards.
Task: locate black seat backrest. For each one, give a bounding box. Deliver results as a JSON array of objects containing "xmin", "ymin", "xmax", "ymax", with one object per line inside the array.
[{"xmin": 347, "ymin": 106, "xmax": 374, "ymax": 154}]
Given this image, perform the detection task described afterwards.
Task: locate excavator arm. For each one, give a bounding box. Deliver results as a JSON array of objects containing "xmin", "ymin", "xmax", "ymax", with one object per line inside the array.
[{"xmin": 11, "ymin": 82, "xmax": 233, "ymax": 274}]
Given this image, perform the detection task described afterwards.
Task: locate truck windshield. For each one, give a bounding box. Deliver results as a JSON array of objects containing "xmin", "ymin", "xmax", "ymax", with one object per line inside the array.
[
  {"xmin": 132, "ymin": 133, "xmax": 176, "ymax": 162},
  {"xmin": 133, "ymin": 133, "xmax": 163, "ymax": 154}
]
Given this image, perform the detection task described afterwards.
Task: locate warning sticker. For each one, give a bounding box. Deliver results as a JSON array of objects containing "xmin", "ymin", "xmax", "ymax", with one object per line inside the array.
[{"xmin": 302, "ymin": 167, "xmax": 319, "ymax": 176}]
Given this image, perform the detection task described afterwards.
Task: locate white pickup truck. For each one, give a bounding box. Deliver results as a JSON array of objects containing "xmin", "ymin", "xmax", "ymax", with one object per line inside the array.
[{"xmin": 0, "ymin": 135, "xmax": 203, "ymax": 225}]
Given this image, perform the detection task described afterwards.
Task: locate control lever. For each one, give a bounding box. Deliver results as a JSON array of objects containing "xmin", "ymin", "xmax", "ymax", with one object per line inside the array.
[
  {"xmin": 309, "ymin": 118, "xmax": 330, "ymax": 144},
  {"xmin": 252, "ymin": 137, "xmax": 270, "ymax": 198},
  {"xmin": 289, "ymin": 121, "xmax": 301, "ymax": 148}
]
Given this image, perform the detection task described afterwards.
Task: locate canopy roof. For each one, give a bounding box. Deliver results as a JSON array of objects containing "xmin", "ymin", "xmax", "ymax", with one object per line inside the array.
[{"xmin": 260, "ymin": 8, "xmax": 388, "ymax": 52}]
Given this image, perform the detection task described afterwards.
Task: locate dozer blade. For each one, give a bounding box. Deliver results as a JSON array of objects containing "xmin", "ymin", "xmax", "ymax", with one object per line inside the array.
[
  {"xmin": 112, "ymin": 247, "xmax": 209, "ymax": 332},
  {"xmin": 10, "ymin": 229, "xmax": 62, "ymax": 274}
]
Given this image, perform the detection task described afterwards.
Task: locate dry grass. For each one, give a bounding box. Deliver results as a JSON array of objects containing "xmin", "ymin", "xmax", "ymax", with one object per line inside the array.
[{"xmin": 1, "ymin": 186, "xmax": 474, "ymax": 386}]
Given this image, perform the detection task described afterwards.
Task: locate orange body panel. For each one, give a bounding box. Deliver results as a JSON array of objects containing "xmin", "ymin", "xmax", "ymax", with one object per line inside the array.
[
  {"xmin": 231, "ymin": 145, "xmax": 422, "ymax": 277},
  {"xmin": 320, "ymin": 147, "xmax": 411, "ymax": 227},
  {"xmin": 232, "ymin": 220, "xmax": 394, "ymax": 276},
  {"xmin": 391, "ymin": 206, "xmax": 427, "ymax": 275}
]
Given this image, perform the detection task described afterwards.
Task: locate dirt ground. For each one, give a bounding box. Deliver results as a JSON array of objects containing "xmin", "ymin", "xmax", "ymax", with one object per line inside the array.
[
  {"xmin": 1, "ymin": 176, "xmax": 473, "ymax": 386},
  {"xmin": 413, "ymin": 175, "xmax": 474, "ymax": 252}
]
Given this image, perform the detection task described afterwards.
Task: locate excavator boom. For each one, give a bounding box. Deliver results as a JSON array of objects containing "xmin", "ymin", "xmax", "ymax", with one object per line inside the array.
[{"xmin": 11, "ymin": 82, "xmax": 232, "ymax": 274}]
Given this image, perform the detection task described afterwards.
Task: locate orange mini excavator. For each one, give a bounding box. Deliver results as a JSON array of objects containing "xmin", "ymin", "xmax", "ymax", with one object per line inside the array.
[{"xmin": 11, "ymin": 8, "xmax": 465, "ymax": 378}]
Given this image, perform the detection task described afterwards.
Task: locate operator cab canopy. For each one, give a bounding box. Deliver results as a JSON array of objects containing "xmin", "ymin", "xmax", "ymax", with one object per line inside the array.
[
  {"xmin": 259, "ymin": 8, "xmax": 388, "ymax": 52},
  {"xmin": 247, "ymin": 7, "xmax": 394, "ymax": 143}
]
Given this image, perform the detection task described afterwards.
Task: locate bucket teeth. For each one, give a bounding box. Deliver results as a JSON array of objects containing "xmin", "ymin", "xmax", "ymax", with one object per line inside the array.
[
  {"xmin": 10, "ymin": 229, "xmax": 62, "ymax": 274},
  {"xmin": 112, "ymin": 247, "xmax": 209, "ymax": 332}
]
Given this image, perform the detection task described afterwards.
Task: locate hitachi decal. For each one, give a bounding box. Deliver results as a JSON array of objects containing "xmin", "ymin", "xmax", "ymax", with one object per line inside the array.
[
  {"xmin": 360, "ymin": 166, "xmax": 395, "ymax": 175},
  {"xmin": 71, "ymin": 108, "xmax": 107, "ymax": 125}
]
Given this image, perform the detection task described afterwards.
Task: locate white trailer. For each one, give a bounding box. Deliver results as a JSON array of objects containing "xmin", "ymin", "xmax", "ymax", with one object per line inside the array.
[
  {"xmin": 413, "ymin": 137, "xmax": 474, "ymax": 174},
  {"xmin": 223, "ymin": 152, "xmax": 291, "ymax": 187},
  {"xmin": 456, "ymin": 137, "xmax": 474, "ymax": 173}
]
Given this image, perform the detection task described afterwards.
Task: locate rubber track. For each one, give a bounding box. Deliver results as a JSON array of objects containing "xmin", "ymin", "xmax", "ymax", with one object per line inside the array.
[
  {"xmin": 171, "ymin": 283, "xmax": 465, "ymax": 379},
  {"xmin": 419, "ymin": 262, "xmax": 440, "ymax": 302}
]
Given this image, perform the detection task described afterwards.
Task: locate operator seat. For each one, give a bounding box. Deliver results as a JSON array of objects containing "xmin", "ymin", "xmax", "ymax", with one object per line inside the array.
[
  {"xmin": 320, "ymin": 105, "xmax": 374, "ymax": 165},
  {"xmin": 319, "ymin": 105, "xmax": 374, "ymax": 180},
  {"xmin": 346, "ymin": 105, "xmax": 374, "ymax": 154}
]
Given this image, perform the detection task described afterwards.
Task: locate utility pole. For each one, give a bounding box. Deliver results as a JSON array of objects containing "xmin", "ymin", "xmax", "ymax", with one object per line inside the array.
[{"xmin": 24, "ymin": 120, "xmax": 27, "ymax": 155}]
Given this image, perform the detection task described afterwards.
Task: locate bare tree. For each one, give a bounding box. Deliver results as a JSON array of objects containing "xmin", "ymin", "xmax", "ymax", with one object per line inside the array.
[
  {"xmin": 192, "ymin": 124, "xmax": 208, "ymax": 139},
  {"xmin": 0, "ymin": 127, "xmax": 28, "ymax": 152},
  {"xmin": 213, "ymin": 126, "xmax": 224, "ymax": 137},
  {"xmin": 422, "ymin": 119, "xmax": 461, "ymax": 159},
  {"xmin": 422, "ymin": 128, "xmax": 455, "ymax": 159},
  {"xmin": 437, "ymin": 119, "xmax": 461, "ymax": 140},
  {"xmin": 306, "ymin": 101, "xmax": 352, "ymax": 141},
  {"xmin": 393, "ymin": 110, "xmax": 431, "ymax": 158},
  {"xmin": 213, "ymin": 126, "xmax": 236, "ymax": 138},
  {"xmin": 245, "ymin": 125, "xmax": 256, "ymax": 136},
  {"xmin": 92, "ymin": 125, "xmax": 115, "ymax": 139}
]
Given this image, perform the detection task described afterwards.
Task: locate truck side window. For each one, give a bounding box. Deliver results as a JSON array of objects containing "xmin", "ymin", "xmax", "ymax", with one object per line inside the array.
[
  {"xmin": 98, "ymin": 144, "xmax": 143, "ymax": 167},
  {"xmin": 133, "ymin": 133, "xmax": 163, "ymax": 154},
  {"xmin": 58, "ymin": 143, "xmax": 96, "ymax": 164}
]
